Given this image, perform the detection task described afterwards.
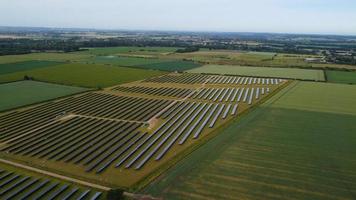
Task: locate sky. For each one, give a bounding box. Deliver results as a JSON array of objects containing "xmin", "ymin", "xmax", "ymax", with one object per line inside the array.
[{"xmin": 1, "ymin": 0, "xmax": 356, "ymax": 35}]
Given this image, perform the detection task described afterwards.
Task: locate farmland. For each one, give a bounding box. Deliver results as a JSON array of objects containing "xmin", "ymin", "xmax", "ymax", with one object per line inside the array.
[
  {"xmin": 187, "ymin": 64, "xmax": 325, "ymax": 81},
  {"xmin": 0, "ymin": 80, "xmax": 88, "ymax": 112},
  {"xmin": 168, "ymin": 50, "xmax": 356, "ymax": 70},
  {"xmin": 82, "ymin": 47, "xmax": 180, "ymax": 56},
  {"xmin": 0, "ymin": 63, "xmax": 166, "ymax": 87},
  {"xmin": 1, "ymin": 46, "xmax": 356, "ymax": 199},
  {"xmin": 0, "ymin": 52, "xmax": 91, "ymax": 64},
  {"xmin": 271, "ymin": 82, "xmax": 356, "ymax": 115},
  {"xmin": 91, "ymin": 56, "xmax": 201, "ymax": 71},
  {"xmin": 143, "ymin": 81, "xmax": 356, "ymax": 199},
  {"xmin": 326, "ymin": 70, "xmax": 356, "ymax": 84},
  {"xmin": 0, "ymin": 72, "xmax": 287, "ymax": 189},
  {"xmin": 0, "ymin": 60, "xmax": 63, "ymax": 75}
]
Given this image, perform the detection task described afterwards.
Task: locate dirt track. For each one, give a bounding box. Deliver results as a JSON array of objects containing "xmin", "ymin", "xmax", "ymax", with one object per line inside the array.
[{"xmin": 0, "ymin": 158, "xmax": 111, "ymax": 191}]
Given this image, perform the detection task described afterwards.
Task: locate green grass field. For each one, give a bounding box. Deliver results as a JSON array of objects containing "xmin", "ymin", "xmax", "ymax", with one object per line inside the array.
[
  {"xmin": 0, "ymin": 81, "xmax": 88, "ymax": 112},
  {"xmin": 271, "ymin": 82, "xmax": 356, "ymax": 115},
  {"xmin": 187, "ymin": 64, "xmax": 325, "ymax": 81},
  {"xmin": 0, "ymin": 63, "xmax": 166, "ymax": 88},
  {"xmin": 326, "ymin": 70, "xmax": 356, "ymax": 84},
  {"xmin": 90, "ymin": 56, "xmax": 201, "ymax": 71},
  {"xmin": 143, "ymin": 82, "xmax": 356, "ymax": 199},
  {"xmin": 0, "ymin": 60, "xmax": 63, "ymax": 75}
]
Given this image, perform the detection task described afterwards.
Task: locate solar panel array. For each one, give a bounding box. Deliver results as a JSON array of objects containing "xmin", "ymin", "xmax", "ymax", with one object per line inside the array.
[
  {"xmin": 112, "ymin": 86, "xmax": 192, "ymax": 98},
  {"xmin": 0, "ymin": 93, "xmax": 171, "ymax": 143},
  {"xmin": 0, "ymin": 169, "xmax": 102, "ymax": 200},
  {"xmin": 191, "ymin": 87, "xmax": 269, "ymax": 104},
  {"xmin": 0, "ymin": 72, "xmax": 286, "ymax": 176}
]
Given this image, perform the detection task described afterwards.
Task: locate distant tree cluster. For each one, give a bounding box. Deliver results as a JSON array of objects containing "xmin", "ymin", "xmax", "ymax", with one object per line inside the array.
[
  {"xmin": 0, "ymin": 38, "xmax": 80, "ymax": 56},
  {"xmin": 176, "ymin": 46, "xmax": 200, "ymax": 53}
]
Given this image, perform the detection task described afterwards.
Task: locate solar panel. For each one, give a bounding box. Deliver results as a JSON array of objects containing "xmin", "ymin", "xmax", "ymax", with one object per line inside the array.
[
  {"xmin": 193, "ymin": 104, "xmax": 218, "ymax": 139},
  {"xmin": 209, "ymin": 104, "xmax": 225, "ymax": 128},
  {"xmin": 4, "ymin": 178, "xmax": 39, "ymax": 200},
  {"xmin": 243, "ymin": 88, "xmax": 250, "ymax": 102},
  {"xmin": 237, "ymin": 88, "xmax": 245, "ymax": 102},
  {"xmin": 0, "ymin": 176, "xmax": 30, "ymax": 196},
  {"xmin": 248, "ymin": 88, "xmax": 255, "ymax": 105},
  {"xmin": 222, "ymin": 104, "xmax": 231, "ymax": 119},
  {"xmin": 135, "ymin": 103, "xmax": 196, "ymax": 169},
  {"xmin": 179, "ymin": 104, "xmax": 211, "ymax": 144},
  {"xmin": 157, "ymin": 103, "xmax": 206, "ymax": 160},
  {"xmin": 77, "ymin": 190, "xmax": 90, "ymax": 200},
  {"xmin": 32, "ymin": 182, "xmax": 59, "ymax": 200},
  {"xmin": 90, "ymin": 192, "xmax": 102, "ymax": 200},
  {"xmin": 62, "ymin": 188, "xmax": 79, "ymax": 200},
  {"xmin": 46, "ymin": 184, "xmax": 69, "ymax": 200},
  {"xmin": 18, "ymin": 179, "xmax": 49, "ymax": 200},
  {"xmin": 231, "ymin": 104, "xmax": 238, "ymax": 115}
]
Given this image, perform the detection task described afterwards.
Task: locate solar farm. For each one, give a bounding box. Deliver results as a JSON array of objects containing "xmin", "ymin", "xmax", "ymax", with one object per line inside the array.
[
  {"xmin": 0, "ymin": 72, "xmax": 287, "ymax": 191},
  {"xmin": 1, "ymin": 45, "xmax": 354, "ymax": 199},
  {"xmin": 0, "ymin": 168, "xmax": 104, "ymax": 200}
]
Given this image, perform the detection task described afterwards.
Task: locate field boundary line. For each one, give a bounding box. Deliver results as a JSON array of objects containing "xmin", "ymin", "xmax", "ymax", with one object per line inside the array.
[{"xmin": 0, "ymin": 158, "xmax": 111, "ymax": 191}]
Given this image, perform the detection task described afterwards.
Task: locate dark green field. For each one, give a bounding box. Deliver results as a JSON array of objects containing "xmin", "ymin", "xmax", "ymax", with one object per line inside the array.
[
  {"xmin": 0, "ymin": 60, "xmax": 63, "ymax": 75},
  {"xmin": 0, "ymin": 63, "xmax": 166, "ymax": 87},
  {"xmin": 326, "ymin": 70, "xmax": 356, "ymax": 84},
  {"xmin": 91, "ymin": 56, "xmax": 201, "ymax": 71},
  {"xmin": 82, "ymin": 47, "xmax": 179, "ymax": 55},
  {"xmin": 143, "ymin": 82, "xmax": 356, "ymax": 199},
  {"xmin": 0, "ymin": 80, "xmax": 88, "ymax": 111}
]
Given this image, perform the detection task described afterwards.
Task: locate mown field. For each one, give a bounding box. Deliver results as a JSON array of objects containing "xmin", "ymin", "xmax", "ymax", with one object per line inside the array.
[
  {"xmin": 0, "ymin": 63, "xmax": 166, "ymax": 88},
  {"xmin": 187, "ymin": 64, "xmax": 325, "ymax": 81},
  {"xmin": 169, "ymin": 50, "xmax": 356, "ymax": 70},
  {"xmin": 0, "ymin": 80, "xmax": 88, "ymax": 112},
  {"xmin": 0, "ymin": 60, "xmax": 63, "ymax": 75},
  {"xmin": 326, "ymin": 70, "xmax": 356, "ymax": 84},
  {"xmin": 143, "ymin": 81, "xmax": 356, "ymax": 199},
  {"xmin": 272, "ymin": 82, "xmax": 356, "ymax": 115},
  {"xmin": 90, "ymin": 56, "xmax": 201, "ymax": 71}
]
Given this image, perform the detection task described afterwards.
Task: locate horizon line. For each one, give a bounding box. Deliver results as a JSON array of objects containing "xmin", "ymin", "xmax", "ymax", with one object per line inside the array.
[{"xmin": 1, "ymin": 25, "xmax": 356, "ymax": 37}]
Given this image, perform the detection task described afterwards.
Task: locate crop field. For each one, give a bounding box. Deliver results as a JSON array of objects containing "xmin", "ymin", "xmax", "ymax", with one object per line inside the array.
[
  {"xmin": 0, "ymin": 163, "xmax": 104, "ymax": 200},
  {"xmin": 271, "ymin": 81, "xmax": 356, "ymax": 115},
  {"xmin": 187, "ymin": 64, "xmax": 325, "ymax": 81},
  {"xmin": 168, "ymin": 50, "xmax": 356, "ymax": 70},
  {"xmin": 326, "ymin": 70, "xmax": 356, "ymax": 84},
  {"xmin": 0, "ymin": 63, "xmax": 166, "ymax": 87},
  {"xmin": 143, "ymin": 81, "xmax": 356, "ymax": 200},
  {"xmin": 0, "ymin": 60, "xmax": 63, "ymax": 75},
  {"xmin": 0, "ymin": 53, "xmax": 91, "ymax": 64},
  {"xmin": 0, "ymin": 72, "xmax": 287, "ymax": 189},
  {"xmin": 0, "ymin": 80, "xmax": 88, "ymax": 112},
  {"xmin": 82, "ymin": 47, "xmax": 180, "ymax": 56},
  {"xmin": 91, "ymin": 56, "xmax": 201, "ymax": 71}
]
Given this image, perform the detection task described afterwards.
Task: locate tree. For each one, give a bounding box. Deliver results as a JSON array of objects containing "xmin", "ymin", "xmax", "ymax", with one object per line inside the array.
[{"xmin": 107, "ymin": 189, "xmax": 124, "ymax": 200}]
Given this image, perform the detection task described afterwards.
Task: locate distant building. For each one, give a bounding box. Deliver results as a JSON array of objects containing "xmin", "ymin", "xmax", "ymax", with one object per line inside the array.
[{"xmin": 305, "ymin": 57, "xmax": 325, "ymax": 63}]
